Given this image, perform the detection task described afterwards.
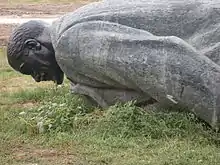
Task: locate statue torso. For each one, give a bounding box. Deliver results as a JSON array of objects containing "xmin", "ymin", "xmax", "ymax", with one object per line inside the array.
[{"xmin": 50, "ymin": 0, "xmax": 220, "ymax": 88}]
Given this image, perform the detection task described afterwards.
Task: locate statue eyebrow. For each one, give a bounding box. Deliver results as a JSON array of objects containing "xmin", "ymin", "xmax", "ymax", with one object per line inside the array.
[{"xmin": 19, "ymin": 62, "xmax": 25, "ymax": 69}]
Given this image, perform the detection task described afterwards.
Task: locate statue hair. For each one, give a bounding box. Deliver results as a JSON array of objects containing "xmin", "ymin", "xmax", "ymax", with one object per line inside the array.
[{"xmin": 7, "ymin": 20, "xmax": 48, "ymax": 68}]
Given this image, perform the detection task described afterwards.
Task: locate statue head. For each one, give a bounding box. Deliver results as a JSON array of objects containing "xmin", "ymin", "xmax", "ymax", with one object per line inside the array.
[{"xmin": 7, "ymin": 20, "xmax": 64, "ymax": 84}]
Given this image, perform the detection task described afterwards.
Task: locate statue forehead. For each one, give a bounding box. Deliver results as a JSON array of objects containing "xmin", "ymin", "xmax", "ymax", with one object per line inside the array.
[{"xmin": 35, "ymin": 24, "xmax": 51, "ymax": 43}]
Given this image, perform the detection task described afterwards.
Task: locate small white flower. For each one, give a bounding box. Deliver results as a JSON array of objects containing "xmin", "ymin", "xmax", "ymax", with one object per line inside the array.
[
  {"xmin": 52, "ymin": 103, "xmax": 58, "ymax": 107},
  {"xmin": 59, "ymin": 103, "xmax": 66, "ymax": 107},
  {"xmin": 198, "ymin": 160, "xmax": 203, "ymax": 163},
  {"xmin": 19, "ymin": 111, "xmax": 26, "ymax": 116},
  {"xmin": 37, "ymin": 121, "xmax": 44, "ymax": 133},
  {"xmin": 48, "ymin": 124, "xmax": 53, "ymax": 129}
]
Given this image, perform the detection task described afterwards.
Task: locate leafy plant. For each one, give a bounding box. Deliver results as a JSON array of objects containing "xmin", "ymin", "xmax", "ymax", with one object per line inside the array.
[
  {"xmin": 95, "ymin": 102, "xmax": 206, "ymax": 139},
  {"xmin": 19, "ymin": 93, "xmax": 94, "ymax": 133}
]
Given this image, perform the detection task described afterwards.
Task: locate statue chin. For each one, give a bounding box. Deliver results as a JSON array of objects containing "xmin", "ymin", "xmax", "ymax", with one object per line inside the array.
[{"xmin": 54, "ymin": 71, "xmax": 64, "ymax": 85}]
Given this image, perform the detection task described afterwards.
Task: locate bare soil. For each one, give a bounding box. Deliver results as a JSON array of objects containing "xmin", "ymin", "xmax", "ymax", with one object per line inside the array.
[
  {"xmin": 0, "ymin": 3, "xmax": 83, "ymax": 16},
  {"xmin": 12, "ymin": 145, "xmax": 82, "ymax": 165},
  {"xmin": 0, "ymin": 24, "xmax": 17, "ymax": 46},
  {"xmin": 0, "ymin": 2, "xmax": 91, "ymax": 46}
]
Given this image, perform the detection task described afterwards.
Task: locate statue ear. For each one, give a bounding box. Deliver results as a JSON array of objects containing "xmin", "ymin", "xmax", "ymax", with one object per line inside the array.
[{"xmin": 24, "ymin": 39, "xmax": 41, "ymax": 50}]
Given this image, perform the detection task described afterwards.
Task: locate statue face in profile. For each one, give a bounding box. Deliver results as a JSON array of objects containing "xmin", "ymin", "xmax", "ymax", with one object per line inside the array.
[
  {"xmin": 7, "ymin": 21, "xmax": 64, "ymax": 85},
  {"xmin": 18, "ymin": 39, "xmax": 64, "ymax": 84}
]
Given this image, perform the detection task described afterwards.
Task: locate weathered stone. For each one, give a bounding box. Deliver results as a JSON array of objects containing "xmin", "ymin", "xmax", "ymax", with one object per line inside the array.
[
  {"xmin": 49, "ymin": 0, "xmax": 220, "ymax": 128},
  {"xmin": 70, "ymin": 82, "xmax": 153, "ymax": 108}
]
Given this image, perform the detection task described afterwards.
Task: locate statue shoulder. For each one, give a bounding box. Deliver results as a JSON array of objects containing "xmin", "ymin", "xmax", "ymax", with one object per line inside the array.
[{"xmin": 50, "ymin": 1, "xmax": 103, "ymax": 49}]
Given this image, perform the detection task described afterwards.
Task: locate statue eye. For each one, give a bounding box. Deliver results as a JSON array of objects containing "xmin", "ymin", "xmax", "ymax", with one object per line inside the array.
[{"xmin": 24, "ymin": 39, "xmax": 41, "ymax": 51}]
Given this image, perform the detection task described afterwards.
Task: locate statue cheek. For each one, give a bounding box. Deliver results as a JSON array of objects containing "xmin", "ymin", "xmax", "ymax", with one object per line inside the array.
[
  {"xmin": 23, "ymin": 48, "xmax": 29, "ymax": 57},
  {"xmin": 36, "ymin": 47, "xmax": 54, "ymax": 64}
]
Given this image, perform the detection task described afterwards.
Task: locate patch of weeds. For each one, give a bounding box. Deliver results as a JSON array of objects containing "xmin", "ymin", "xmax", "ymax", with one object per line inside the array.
[
  {"xmin": 8, "ymin": 85, "xmax": 67, "ymax": 103},
  {"xmin": 0, "ymin": 68, "xmax": 12, "ymax": 73},
  {"xmin": 93, "ymin": 102, "xmax": 206, "ymax": 139},
  {"xmin": 19, "ymin": 91, "xmax": 95, "ymax": 133},
  {"xmin": 0, "ymin": 105, "xmax": 35, "ymax": 139},
  {"xmin": 19, "ymin": 96, "xmax": 220, "ymax": 144},
  {"xmin": 0, "ymin": 69, "xmax": 21, "ymax": 80}
]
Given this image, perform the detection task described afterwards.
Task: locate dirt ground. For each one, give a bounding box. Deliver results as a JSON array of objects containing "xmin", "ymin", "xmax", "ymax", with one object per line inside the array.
[
  {"xmin": 0, "ymin": 24, "xmax": 14, "ymax": 46},
  {"xmin": 0, "ymin": 3, "xmax": 83, "ymax": 16},
  {"xmin": 0, "ymin": 2, "xmax": 92, "ymax": 46}
]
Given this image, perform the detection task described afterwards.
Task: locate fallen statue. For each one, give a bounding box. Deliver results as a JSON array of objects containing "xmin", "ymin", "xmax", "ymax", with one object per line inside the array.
[{"xmin": 6, "ymin": 0, "xmax": 220, "ymax": 129}]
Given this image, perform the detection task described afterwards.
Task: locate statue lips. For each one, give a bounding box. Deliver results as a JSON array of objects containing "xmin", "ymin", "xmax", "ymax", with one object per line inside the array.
[
  {"xmin": 32, "ymin": 70, "xmax": 64, "ymax": 85},
  {"xmin": 31, "ymin": 73, "xmax": 43, "ymax": 82},
  {"xmin": 33, "ymin": 74, "xmax": 41, "ymax": 82}
]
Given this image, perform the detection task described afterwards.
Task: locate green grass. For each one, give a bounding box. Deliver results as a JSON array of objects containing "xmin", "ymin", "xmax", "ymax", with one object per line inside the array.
[{"xmin": 1, "ymin": 47, "xmax": 220, "ymax": 165}]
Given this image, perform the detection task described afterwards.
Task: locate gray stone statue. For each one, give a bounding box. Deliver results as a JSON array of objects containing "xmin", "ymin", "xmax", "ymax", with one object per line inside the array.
[{"xmin": 6, "ymin": 0, "xmax": 220, "ymax": 129}]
